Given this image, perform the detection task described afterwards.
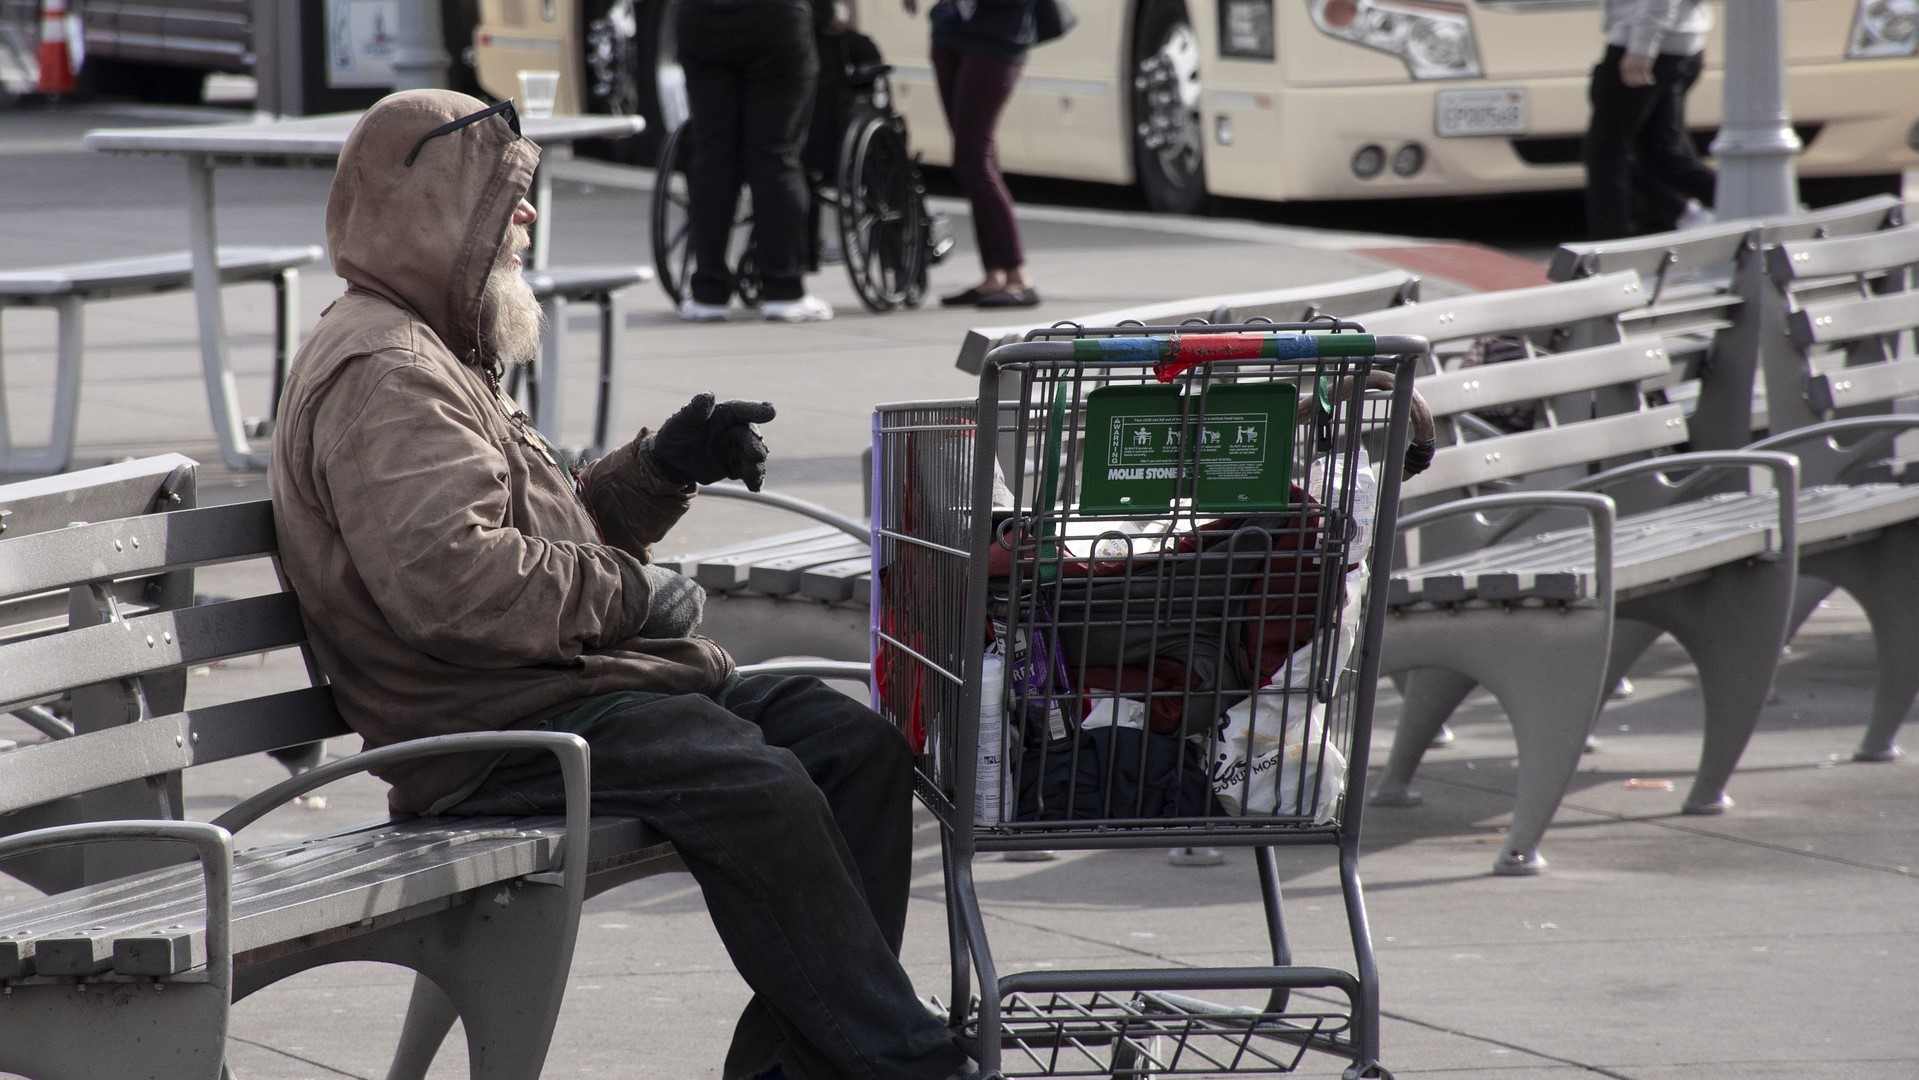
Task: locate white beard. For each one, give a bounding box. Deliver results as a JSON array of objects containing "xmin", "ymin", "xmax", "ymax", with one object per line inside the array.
[{"xmin": 479, "ymin": 232, "xmax": 544, "ymax": 367}]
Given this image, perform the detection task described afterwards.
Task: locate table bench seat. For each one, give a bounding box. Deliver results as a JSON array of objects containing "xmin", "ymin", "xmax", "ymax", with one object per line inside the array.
[
  {"xmin": 0, "ymin": 246, "xmax": 322, "ymax": 476},
  {"xmin": 511, "ymin": 264, "xmax": 653, "ymax": 457}
]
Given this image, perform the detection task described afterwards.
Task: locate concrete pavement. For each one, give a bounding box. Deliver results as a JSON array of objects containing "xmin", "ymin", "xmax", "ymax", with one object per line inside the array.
[{"xmin": 0, "ymin": 99, "xmax": 1913, "ymax": 1079}]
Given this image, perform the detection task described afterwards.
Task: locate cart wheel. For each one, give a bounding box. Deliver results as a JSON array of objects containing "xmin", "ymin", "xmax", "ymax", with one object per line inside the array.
[
  {"xmin": 1341, "ymin": 1062, "xmax": 1396, "ymax": 1080},
  {"xmin": 1110, "ymin": 1036, "xmax": 1157, "ymax": 1080},
  {"xmin": 838, "ymin": 114, "xmax": 923, "ymax": 313},
  {"xmin": 650, "ymin": 122, "xmax": 760, "ymax": 308}
]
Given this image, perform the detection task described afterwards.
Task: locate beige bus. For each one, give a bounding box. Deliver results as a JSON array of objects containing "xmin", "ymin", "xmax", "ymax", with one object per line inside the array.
[{"xmin": 473, "ymin": 0, "xmax": 1919, "ymax": 213}]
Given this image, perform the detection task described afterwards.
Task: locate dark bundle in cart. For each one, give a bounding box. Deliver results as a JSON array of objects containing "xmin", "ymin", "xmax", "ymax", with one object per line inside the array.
[{"xmin": 871, "ymin": 322, "xmax": 1428, "ymax": 1080}]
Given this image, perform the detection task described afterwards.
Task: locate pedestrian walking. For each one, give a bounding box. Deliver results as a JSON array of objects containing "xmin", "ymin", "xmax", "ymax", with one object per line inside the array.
[
  {"xmin": 677, "ymin": 0, "xmax": 841, "ymax": 322},
  {"xmin": 906, "ymin": 0, "xmax": 1042, "ymax": 309},
  {"xmin": 1582, "ymin": 0, "xmax": 1718, "ymax": 239},
  {"xmin": 272, "ymin": 89, "xmax": 1003, "ymax": 1080}
]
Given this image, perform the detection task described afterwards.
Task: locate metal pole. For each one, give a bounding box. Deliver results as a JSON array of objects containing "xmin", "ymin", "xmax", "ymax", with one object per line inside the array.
[
  {"xmin": 390, "ymin": 0, "xmax": 450, "ymax": 91},
  {"xmin": 1711, "ymin": 0, "xmax": 1800, "ymax": 219}
]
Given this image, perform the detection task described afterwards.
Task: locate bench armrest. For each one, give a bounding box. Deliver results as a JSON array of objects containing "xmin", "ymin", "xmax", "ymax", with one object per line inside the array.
[
  {"xmin": 698, "ymin": 483, "xmax": 871, "ymax": 543},
  {"xmin": 211, "ymin": 731, "xmax": 592, "ymax": 899},
  {"xmin": 737, "ymin": 659, "xmax": 871, "ymax": 683},
  {"xmin": 1396, "ymin": 491, "xmax": 1618, "ymax": 605},
  {"xmin": 1746, "ymin": 415, "xmax": 1919, "ymax": 487},
  {"xmin": 1567, "ymin": 450, "xmax": 1800, "ymax": 558},
  {"xmin": 0, "ymin": 820, "xmax": 233, "ymax": 991}
]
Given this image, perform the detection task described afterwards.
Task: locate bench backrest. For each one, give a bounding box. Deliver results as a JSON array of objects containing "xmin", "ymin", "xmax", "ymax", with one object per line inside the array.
[
  {"xmin": 1758, "ymin": 221, "xmax": 1919, "ymax": 446},
  {"xmin": 954, "ymin": 269, "xmax": 1421, "ymax": 373},
  {"xmin": 0, "ymin": 462, "xmax": 346, "ymax": 891},
  {"xmin": 1347, "ymin": 272, "xmax": 1692, "ymax": 557},
  {"xmin": 1548, "ymin": 195, "xmax": 1908, "ymax": 450}
]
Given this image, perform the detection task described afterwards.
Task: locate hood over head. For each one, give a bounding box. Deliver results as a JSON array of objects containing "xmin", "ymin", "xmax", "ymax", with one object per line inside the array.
[{"xmin": 326, "ymin": 89, "xmax": 540, "ymax": 364}]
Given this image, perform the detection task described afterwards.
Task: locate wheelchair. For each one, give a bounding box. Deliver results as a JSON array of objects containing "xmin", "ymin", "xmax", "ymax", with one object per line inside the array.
[{"xmin": 650, "ymin": 31, "xmax": 952, "ymax": 314}]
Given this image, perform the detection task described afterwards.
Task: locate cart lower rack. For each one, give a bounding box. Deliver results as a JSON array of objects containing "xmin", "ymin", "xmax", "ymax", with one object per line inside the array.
[{"xmin": 873, "ymin": 323, "xmax": 1426, "ymax": 1079}]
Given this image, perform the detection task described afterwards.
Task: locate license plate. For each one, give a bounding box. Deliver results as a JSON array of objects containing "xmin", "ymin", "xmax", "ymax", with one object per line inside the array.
[{"xmin": 1435, "ymin": 88, "xmax": 1528, "ymax": 137}]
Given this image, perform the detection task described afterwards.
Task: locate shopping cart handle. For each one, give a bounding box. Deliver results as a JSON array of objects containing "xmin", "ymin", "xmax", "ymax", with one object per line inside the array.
[{"xmin": 1117, "ymin": 331, "xmax": 1382, "ymax": 381}]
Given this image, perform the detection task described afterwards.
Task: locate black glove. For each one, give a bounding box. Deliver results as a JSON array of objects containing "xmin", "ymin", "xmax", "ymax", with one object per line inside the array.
[
  {"xmin": 638, "ymin": 563, "xmax": 705, "ymax": 638},
  {"xmin": 643, "ymin": 393, "xmax": 777, "ymax": 492}
]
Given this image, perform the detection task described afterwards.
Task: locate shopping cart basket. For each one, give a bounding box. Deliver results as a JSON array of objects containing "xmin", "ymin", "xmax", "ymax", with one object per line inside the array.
[{"xmin": 872, "ymin": 322, "xmax": 1426, "ymax": 1080}]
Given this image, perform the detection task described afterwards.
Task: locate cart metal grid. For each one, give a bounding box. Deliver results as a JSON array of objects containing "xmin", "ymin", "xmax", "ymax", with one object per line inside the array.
[{"xmin": 872, "ymin": 323, "xmax": 1424, "ymax": 1080}]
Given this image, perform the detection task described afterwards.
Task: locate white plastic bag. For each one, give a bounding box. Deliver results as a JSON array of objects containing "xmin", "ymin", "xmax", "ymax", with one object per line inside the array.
[{"xmin": 1203, "ymin": 447, "xmax": 1375, "ymax": 822}]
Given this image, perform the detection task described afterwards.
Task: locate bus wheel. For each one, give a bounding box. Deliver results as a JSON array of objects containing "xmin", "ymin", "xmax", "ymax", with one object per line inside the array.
[
  {"xmin": 1131, "ymin": 0, "xmax": 1208, "ymax": 214},
  {"xmin": 583, "ymin": 0, "xmax": 683, "ymax": 164}
]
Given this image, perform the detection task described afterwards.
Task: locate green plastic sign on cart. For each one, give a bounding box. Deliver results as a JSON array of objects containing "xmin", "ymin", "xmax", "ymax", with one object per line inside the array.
[
  {"xmin": 1080, "ymin": 382, "xmax": 1298, "ymax": 513},
  {"xmin": 1195, "ymin": 382, "xmax": 1298, "ymax": 510}
]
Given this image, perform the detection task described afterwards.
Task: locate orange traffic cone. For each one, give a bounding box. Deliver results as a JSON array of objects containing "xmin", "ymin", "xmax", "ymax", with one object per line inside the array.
[{"xmin": 36, "ymin": 0, "xmax": 77, "ymax": 95}]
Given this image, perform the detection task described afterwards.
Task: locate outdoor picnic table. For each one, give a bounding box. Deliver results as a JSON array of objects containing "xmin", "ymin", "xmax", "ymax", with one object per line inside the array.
[{"xmin": 83, "ymin": 111, "xmax": 644, "ymax": 471}]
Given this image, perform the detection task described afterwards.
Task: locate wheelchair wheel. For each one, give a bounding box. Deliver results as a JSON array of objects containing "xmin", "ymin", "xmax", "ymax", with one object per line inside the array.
[
  {"xmin": 650, "ymin": 122, "xmax": 761, "ymax": 307},
  {"xmin": 837, "ymin": 114, "xmax": 923, "ymax": 313}
]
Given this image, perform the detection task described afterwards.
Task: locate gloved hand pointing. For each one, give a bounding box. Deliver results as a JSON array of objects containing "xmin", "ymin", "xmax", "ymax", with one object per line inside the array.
[{"xmin": 643, "ymin": 393, "xmax": 777, "ymax": 492}]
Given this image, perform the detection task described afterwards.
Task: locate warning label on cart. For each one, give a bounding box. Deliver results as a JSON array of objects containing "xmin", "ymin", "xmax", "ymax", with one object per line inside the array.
[{"xmin": 1080, "ymin": 382, "xmax": 1297, "ymax": 513}]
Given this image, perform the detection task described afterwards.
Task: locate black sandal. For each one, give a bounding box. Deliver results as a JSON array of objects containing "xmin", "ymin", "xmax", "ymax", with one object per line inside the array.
[
  {"xmin": 940, "ymin": 286, "xmax": 994, "ymax": 307},
  {"xmin": 975, "ymin": 286, "xmax": 1041, "ymax": 309}
]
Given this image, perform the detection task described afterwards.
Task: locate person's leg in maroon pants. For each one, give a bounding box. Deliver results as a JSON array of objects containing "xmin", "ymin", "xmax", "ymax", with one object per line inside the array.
[{"xmin": 932, "ymin": 43, "xmax": 1036, "ymax": 306}]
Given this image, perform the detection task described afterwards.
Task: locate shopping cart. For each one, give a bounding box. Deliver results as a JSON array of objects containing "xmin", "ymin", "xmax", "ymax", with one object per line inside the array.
[{"xmin": 872, "ymin": 322, "xmax": 1426, "ymax": 1080}]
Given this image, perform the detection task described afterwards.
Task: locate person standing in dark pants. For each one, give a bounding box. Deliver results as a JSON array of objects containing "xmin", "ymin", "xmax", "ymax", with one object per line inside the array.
[
  {"xmin": 906, "ymin": 0, "xmax": 1041, "ymax": 309},
  {"xmin": 1582, "ymin": 0, "xmax": 1717, "ymax": 239},
  {"xmin": 678, "ymin": 0, "xmax": 840, "ymax": 322}
]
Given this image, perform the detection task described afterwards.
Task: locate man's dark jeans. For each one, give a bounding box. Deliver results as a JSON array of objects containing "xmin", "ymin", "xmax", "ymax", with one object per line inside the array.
[
  {"xmin": 450, "ymin": 674, "xmax": 969, "ymax": 1080},
  {"xmin": 1583, "ymin": 45, "xmax": 1717, "ymax": 240},
  {"xmin": 678, "ymin": 0, "xmax": 818, "ymax": 304}
]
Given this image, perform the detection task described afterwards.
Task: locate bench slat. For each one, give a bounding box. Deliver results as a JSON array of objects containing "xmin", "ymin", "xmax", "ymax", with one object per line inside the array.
[
  {"xmin": 1790, "ymin": 289, "xmax": 1919, "ymax": 346},
  {"xmin": 746, "ymin": 541, "xmax": 870, "ymax": 596},
  {"xmin": 0, "ymin": 593, "xmax": 307, "ymax": 713},
  {"xmin": 654, "ymin": 524, "xmax": 842, "ymax": 575},
  {"xmin": 0, "ymin": 246, "xmax": 321, "ymax": 300},
  {"xmin": 1359, "ymin": 272, "xmax": 1644, "ymax": 341},
  {"xmin": 0, "ymin": 502, "xmax": 276, "ymax": 603},
  {"xmin": 1768, "ymin": 223, "xmax": 1919, "ymax": 282},
  {"xmin": 1418, "ymin": 340, "xmax": 1672, "ymax": 419},
  {"xmin": 696, "ymin": 533, "xmax": 867, "ymax": 592},
  {"xmin": 1404, "ymin": 406, "xmax": 1689, "ymax": 498},
  {"xmin": 799, "ymin": 557, "xmax": 871, "ymax": 602},
  {"xmin": 1807, "ymin": 356, "xmax": 1919, "ymax": 414}
]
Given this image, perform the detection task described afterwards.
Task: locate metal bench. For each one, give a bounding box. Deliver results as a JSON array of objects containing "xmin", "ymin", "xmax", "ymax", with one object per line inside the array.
[
  {"xmin": 0, "ymin": 457, "xmax": 679, "ymax": 1080},
  {"xmin": 0, "ymin": 246, "xmax": 322, "ymax": 475},
  {"xmin": 0, "ymin": 456, "xmax": 875, "ymax": 1080},
  {"xmin": 1348, "ymin": 273, "xmax": 1802, "ymax": 875},
  {"xmin": 1560, "ymin": 211, "xmax": 1919, "ymax": 763},
  {"xmin": 512, "ymin": 264, "xmax": 653, "ymax": 458}
]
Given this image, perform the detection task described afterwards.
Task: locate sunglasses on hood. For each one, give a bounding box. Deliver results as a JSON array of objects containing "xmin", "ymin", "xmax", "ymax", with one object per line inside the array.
[{"xmin": 404, "ymin": 99, "xmax": 521, "ymax": 167}]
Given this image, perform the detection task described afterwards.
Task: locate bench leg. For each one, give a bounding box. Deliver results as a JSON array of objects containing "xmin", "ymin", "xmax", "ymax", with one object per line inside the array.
[
  {"xmin": 0, "ymin": 981, "xmax": 227, "ymax": 1080},
  {"xmin": 232, "ymin": 876, "xmax": 582, "ymax": 1080},
  {"xmin": 1373, "ymin": 668, "xmax": 1478, "ymax": 794},
  {"xmin": 1801, "ymin": 527, "xmax": 1919, "ymax": 761},
  {"xmin": 385, "ymin": 975, "xmax": 461, "ymax": 1080},
  {"xmin": 1378, "ymin": 602, "xmax": 1615, "ymax": 875},
  {"xmin": 594, "ymin": 290, "xmax": 627, "ymax": 458},
  {"xmin": 184, "ymin": 156, "xmax": 267, "ymax": 471},
  {"xmin": 535, "ymin": 293, "xmax": 567, "ymax": 441},
  {"xmin": 0, "ymin": 295, "xmax": 84, "ymax": 475},
  {"xmin": 1620, "ymin": 556, "xmax": 1796, "ymax": 815},
  {"xmin": 269, "ymin": 266, "xmax": 300, "ymax": 423}
]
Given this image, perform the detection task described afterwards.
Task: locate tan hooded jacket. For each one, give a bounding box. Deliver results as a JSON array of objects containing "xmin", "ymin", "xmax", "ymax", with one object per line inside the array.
[{"xmin": 270, "ymin": 90, "xmax": 733, "ymax": 814}]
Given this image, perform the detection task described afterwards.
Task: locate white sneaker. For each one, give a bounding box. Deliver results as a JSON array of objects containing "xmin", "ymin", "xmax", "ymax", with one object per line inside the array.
[
  {"xmin": 678, "ymin": 298, "xmax": 731, "ymax": 323},
  {"xmin": 1676, "ymin": 200, "xmax": 1716, "ymax": 230},
  {"xmin": 760, "ymin": 295, "xmax": 834, "ymax": 322}
]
